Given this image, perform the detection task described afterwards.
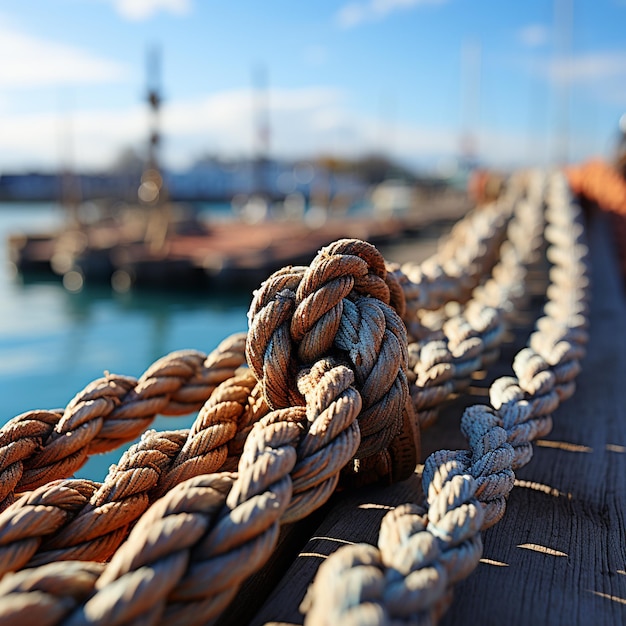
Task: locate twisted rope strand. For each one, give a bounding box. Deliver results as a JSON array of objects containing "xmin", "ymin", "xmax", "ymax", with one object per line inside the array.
[
  {"xmin": 0, "ymin": 332, "xmax": 247, "ymax": 511},
  {"xmin": 302, "ymin": 170, "xmax": 590, "ymax": 625},
  {"xmin": 0, "ymin": 235, "xmax": 415, "ymax": 624},
  {"xmin": 0, "ymin": 370, "xmax": 265, "ymax": 574},
  {"xmin": 0, "ymin": 169, "xmax": 594, "ymax": 626},
  {"xmin": 407, "ymin": 175, "xmax": 546, "ymax": 429},
  {"xmin": 65, "ymin": 361, "xmax": 361, "ymax": 625},
  {"xmin": 247, "ymin": 238, "xmax": 418, "ymax": 486},
  {"xmin": 400, "ymin": 180, "xmax": 521, "ymax": 325}
]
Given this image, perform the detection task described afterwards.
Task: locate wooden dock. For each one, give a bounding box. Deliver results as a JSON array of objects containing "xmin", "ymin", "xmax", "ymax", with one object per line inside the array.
[{"xmin": 214, "ymin": 208, "xmax": 626, "ymax": 625}]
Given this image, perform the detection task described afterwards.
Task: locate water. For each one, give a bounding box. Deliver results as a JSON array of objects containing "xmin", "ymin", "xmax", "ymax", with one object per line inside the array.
[{"xmin": 0, "ymin": 203, "xmax": 250, "ymax": 481}]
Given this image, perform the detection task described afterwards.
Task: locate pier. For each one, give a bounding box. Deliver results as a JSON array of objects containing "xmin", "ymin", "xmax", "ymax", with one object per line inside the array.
[{"xmin": 7, "ymin": 191, "xmax": 470, "ymax": 291}]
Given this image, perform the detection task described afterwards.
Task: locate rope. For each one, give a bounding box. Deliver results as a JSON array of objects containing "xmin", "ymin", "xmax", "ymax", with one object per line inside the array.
[
  {"xmin": 0, "ymin": 189, "xmax": 532, "ymax": 578},
  {"xmin": 0, "ymin": 370, "xmax": 268, "ymax": 574},
  {"xmin": 0, "ymin": 169, "xmax": 591, "ymax": 626},
  {"xmin": 0, "ymin": 332, "xmax": 247, "ymax": 511},
  {"xmin": 0, "ymin": 238, "xmax": 414, "ymax": 625},
  {"xmin": 301, "ymin": 170, "xmax": 590, "ymax": 625},
  {"xmin": 246, "ymin": 238, "xmax": 419, "ymax": 485},
  {"xmin": 8, "ymin": 359, "xmax": 361, "ymax": 625},
  {"xmin": 407, "ymin": 175, "xmax": 546, "ymax": 429}
]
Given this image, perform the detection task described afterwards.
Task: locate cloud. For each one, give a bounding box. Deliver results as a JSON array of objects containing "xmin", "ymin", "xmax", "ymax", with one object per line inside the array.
[
  {"xmin": 518, "ymin": 24, "xmax": 549, "ymax": 48},
  {"xmin": 163, "ymin": 87, "xmax": 353, "ymax": 162},
  {"xmin": 336, "ymin": 0, "xmax": 447, "ymax": 29},
  {"xmin": 0, "ymin": 87, "xmax": 348, "ymax": 171},
  {"xmin": 0, "ymin": 104, "xmax": 146, "ymax": 171},
  {"xmin": 0, "ymin": 83, "xmax": 598, "ymax": 173},
  {"xmin": 539, "ymin": 50, "xmax": 626, "ymax": 85},
  {"xmin": 0, "ymin": 85, "xmax": 462, "ymax": 172},
  {"xmin": 0, "ymin": 20, "xmax": 128, "ymax": 88},
  {"xmin": 110, "ymin": 0, "xmax": 191, "ymax": 20}
]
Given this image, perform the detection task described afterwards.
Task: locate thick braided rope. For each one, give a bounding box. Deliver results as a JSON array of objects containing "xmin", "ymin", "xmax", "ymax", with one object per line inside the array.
[
  {"xmin": 4, "ymin": 174, "xmax": 552, "ymax": 620},
  {"xmin": 302, "ymin": 170, "xmax": 590, "ymax": 625},
  {"xmin": 0, "ymin": 171, "xmax": 588, "ymax": 624},
  {"xmin": 407, "ymin": 174, "xmax": 546, "ymax": 429},
  {"xmin": 0, "ymin": 238, "xmax": 418, "ymax": 624},
  {"xmin": 0, "ymin": 332, "xmax": 247, "ymax": 511},
  {"xmin": 0, "ymin": 561, "xmax": 105, "ymax": 626},
  {"xmin": 0, "ymin": 190, "xmax": 508, "ymax": 523},
  {"xmin": 473, "ymin": 172, "xmax": 547, "ymax": 317},
  {"xmin": 0, "ymin": 359, "xmax": 363, "ymax": 625},
  {"xmin": 0, "ymin": 239, "xmax": 416, "ymax": 590},
  {"xmin": 0, "ymin": 200, "xmax": 513, "ymax": 570},
  {"xmin": 246, "ymin": 238, "xmax": 418, "ymax": 485},
  {"xmin": 0, "ymin": 370, "xmax": 269, "ymax": 575},
  {"xmin": 400, "ymin": 180, "xmax": 521, "ymax": 332},
  {"xmin": 0, "ymin": 182, "xmax": 515, "ymax": 519}
]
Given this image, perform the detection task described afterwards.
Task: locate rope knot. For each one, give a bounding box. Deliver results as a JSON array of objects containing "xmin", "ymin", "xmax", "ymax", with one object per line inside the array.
[{"xmin": 246, "ymin": 238, "xmax": 420, "ymax": 486}]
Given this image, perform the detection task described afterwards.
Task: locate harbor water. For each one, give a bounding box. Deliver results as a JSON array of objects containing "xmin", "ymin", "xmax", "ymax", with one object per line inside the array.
[{"xmin": 0, "ymin": 203, "xmax": 250, "ymax": 481}]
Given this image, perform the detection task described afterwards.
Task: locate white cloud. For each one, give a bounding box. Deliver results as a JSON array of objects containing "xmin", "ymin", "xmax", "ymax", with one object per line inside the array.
[
  {"xmin": 0, "ymin": 83, "xmax": 601, "ymax": 173},
  {"xmin": 0, "ymin": 105, "xmax": 146, "ymax": 170},
  {"xmin": 518, "ymin": 24, "xmax": 549, "ymax": 48},
  {"xmin": 336, "ymin": 0, "xmax": 447, "ymax": 29},
  {"xmin": 0, "ymin": 85, "xmax": 460, "ymax": 172},
  {"xmin": 0, "ymin": 20, "xmax": 127, "ymax": 88},
  {"xmin": 540, "ymin": 50, "xmax": 626, "ymax": 85},
  {"xmin": 110, "ymin": 0, "xmax": 191, "ymax": 20},
  {"xmin": 0, "ymin": 87, "xmax": 348, "ymax": 171},
  {"xmin": 163, "ymin": 87, "xmax": 352, "ymax": 162}
]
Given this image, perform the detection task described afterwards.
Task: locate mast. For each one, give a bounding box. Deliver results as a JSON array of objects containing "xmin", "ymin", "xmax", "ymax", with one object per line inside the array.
[
  {"xmin": 252, "ymin": 64, "xmax": 270, "ymax": 199},
  {"xmin": 553, "ymin": 0, "xmax": 572, "ymax": 165},
  {"xmin": 459, "ymin": 38, "xmax": 481, "ymax": 171},
  {"xmin": 140, "ymin": 44, "xmax": 168, "ymax": 251},
  {"xmin": 146, "ymin": 44, "xmax": 162, "ymax": 173}
]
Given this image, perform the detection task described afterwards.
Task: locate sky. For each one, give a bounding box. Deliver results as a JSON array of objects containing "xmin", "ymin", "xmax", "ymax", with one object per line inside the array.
[{"xmin": 0, "ymin": 0, "xmax": 625, "ymax": 174}]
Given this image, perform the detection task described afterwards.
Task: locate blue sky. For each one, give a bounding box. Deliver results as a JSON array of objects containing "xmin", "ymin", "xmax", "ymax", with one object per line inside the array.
[{"xmin": 0, "ymin": 0, "xmax": 624, "ymax": 173}]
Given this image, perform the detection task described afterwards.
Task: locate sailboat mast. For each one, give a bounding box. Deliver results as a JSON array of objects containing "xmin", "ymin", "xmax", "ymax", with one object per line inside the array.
[
  {"xmin": 553, "ymin": 0, "xmax": 572, "ymax": 165},
  {"xmin": 459, "ymin": 38, "xmax": 481, "ymax": 169},
  {"xmin": 252, "ymin": 64, "xmax": 270, "ymax": 198},
  {"xmin": 146, "ymin": 45, "xmax": 162, "ymax": 174}
]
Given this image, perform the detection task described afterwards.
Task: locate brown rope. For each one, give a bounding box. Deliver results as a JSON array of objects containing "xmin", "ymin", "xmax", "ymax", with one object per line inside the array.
[
  {"xmin": 301, "ymin": 171, "xmax": 590, "ymax": 625},
  {"xmin": 0, "ymin": 370, "xmax": 265, "ymax": 573},
  {"xmin": 0, "ymin": 171, "xmax": 592, "ymax": 626},
  {"xmin": 0, "ymin": 236, "xmax": 417, "ymax": 624},
  {"xmin": 0, "ymin": 560, "xmax": 104, "ymax": 626},
  {"xmin": 406, "ymin": 182, "xmax": 545, "ymax": 430},
  {"xmin": 0, "ymin": 238, "xmax": 418, "ymax": 578},
  {"xmin": 0, "ymin": 332, "xmax": 247, "ymax": 511},
  {"xmin": 247, "ymin": 238, "xmax": 419, "ymax": 486},
  {"xmin": 57, "ymin": 360, "xmax": 361, "ymax": 624}
]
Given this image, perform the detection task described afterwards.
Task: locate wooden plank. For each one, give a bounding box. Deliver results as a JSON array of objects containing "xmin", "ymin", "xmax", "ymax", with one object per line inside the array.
[{"xmin": 243, "ymin": 210, "xmax": 626, "ymax": 625}]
